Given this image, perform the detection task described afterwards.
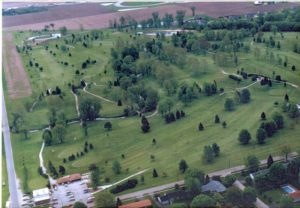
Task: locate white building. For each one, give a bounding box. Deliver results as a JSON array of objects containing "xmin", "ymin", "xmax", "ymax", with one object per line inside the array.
[{"xmin": 32, "ymin": 188, "xmax": 50, "ymax": 206}]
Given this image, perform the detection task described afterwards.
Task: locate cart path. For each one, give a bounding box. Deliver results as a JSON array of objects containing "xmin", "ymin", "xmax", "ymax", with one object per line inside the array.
[
  {"xmin": 83, "ymin": 85, "xmax": 116, "ymax": 104},
  {"xmin": 71, "ymin": 90, "xmax": 80, "ymax": 116}
]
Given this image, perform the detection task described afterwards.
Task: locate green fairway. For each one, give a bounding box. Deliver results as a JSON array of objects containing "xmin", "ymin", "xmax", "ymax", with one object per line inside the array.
[{"xmin": 3, "ymin": 26, "xmax": 300, "ymax": 195}]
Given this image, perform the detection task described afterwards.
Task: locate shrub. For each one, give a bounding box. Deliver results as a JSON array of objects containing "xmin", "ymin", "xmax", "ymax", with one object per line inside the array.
[{"xmin": 110, "ymin": 179, "xmax": 138, "ymax": 194}]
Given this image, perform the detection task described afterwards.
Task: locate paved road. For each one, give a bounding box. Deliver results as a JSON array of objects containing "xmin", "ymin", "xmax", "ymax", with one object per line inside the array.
[
  {"xmin": 118, "ymin": 152, "xmax": 298, "ymax": 201},
  {"xmin": 2, "ymin": 93, "xmax": 22, "ymax": 207}
]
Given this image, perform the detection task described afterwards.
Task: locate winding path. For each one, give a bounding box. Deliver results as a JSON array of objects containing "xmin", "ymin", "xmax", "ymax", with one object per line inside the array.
[
  {"xmin": 83, "ymin": 85, "xmax": 115, "ymax": 104},
  {"xmin": 71, "ymin": 90, "xmax": 80, "ymax": 116}
]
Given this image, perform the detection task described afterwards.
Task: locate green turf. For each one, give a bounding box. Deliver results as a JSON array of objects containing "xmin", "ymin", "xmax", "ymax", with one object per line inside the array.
[{"xmin": 3, "ymin": 30, "xmax": 300, "ymax": 194}]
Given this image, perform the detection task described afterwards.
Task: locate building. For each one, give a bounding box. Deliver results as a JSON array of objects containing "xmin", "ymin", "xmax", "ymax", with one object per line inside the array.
[
  {"xmin": 201, "ymin": 180, "xmax": 227, "ymax": 193},
  {"xmin": 32, "ymin": 188, "xmax": 50, "ymax": 206},
  {"xmin": 56, "ymin": 173, "xmax": 82, "ymax": 185},
  {"xmin": 157, "ymin": 190, "xmax": 194, "ymax": 205},
  {"xmin": 289, "ymin": 191, "xmax": 300, "ymax": 203},
  {"xmin": 119, "ymin": 199, "xmax": 152, "ymax": 208}
]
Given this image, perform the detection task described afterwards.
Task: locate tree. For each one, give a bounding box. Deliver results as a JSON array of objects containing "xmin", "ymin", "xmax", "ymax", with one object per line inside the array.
[
  {"xmin": 73, "ymin": 202, "xmax": 87, "ymax": 208},
  {"xmin": 184, "ymin": 168, "xmax": 205, "ymax": 194},
  {"xmin": 176, "ymin": 10, "xmax": 186, "ymax": 26},
  {"xmin": 243, "ymin": 187, "xmax": 257, "ymax": 206},
  {"xmin": 79, "ymin": 99, "xmax": 101, "ymax": 121},
  {"xmin": 224, "ymin": 98, "xmax": 234, "ymax": 111},
  {"xmin": 104, "ymin": 122, "xmax": 112, "ymax": 131},
  {"xmin": 48, "ymin": 161, "xmax": 58, "ymax": 178},
  {"xmin": 42, "ymin": 129, "xmax": 52, "ymax": 146},
  {"xmin": 190, "ymin": 6, "xmax": 196, "ymax": 17},
  {"xmin": 59, "ymin": 26, "xmax": 68, "ymax": 35},
  {"xmin": 53, "ymin": 124, "xmax": 66, "ymax": 143},
  {"xmin": 272, "ymin": 112, "xmax": 284, "ymax": 129},
  {"xmin": 284, "ymin": 94, "xmax": 289, "ymax": 102},
  {"xmin": 95, "ymin": 192, "xmax": 115, "ymax": 208},
  {"xmin": 212, "ymin": 143, "xmax": 220, "ymax": 157},
  {"xmin": 141, "ymin": 116, "xmax": 150, "ymax": 133},
  {"xmin": 279, "ymin": 195, "xmax": 293, "ymax": 208},
  {"xmin": 198, "ymin": 123, "xmax": 204, "ymax": 131},
  {"xmin": 291, "ymin": 65, "xmax": 296, "ymax": 71},
  {"xmin": 215, "ymin": 115, "xmax": 220, "ymax": 123},
  {"xmin": 261, "ymin": 112, "xmax": 266, "ymax": 120},
  {"xmin": 224, "ymin": 175, "xmax": 236, "ymax": 187},
  {"xmin": 190, "ymin": 195, "xmax": 216, "ymax": 208},
  {"xmin": 269, "ymin": 163, "xmax": 287, "ymax": 186},
  {"xmin": 267, "ymin": 154, "xmax": 274, "ymax": 168},
  {"xmin": 240, "ymin": 89, "xmax": 251, "ymax": 103},
  {"xmin": 179, "ymin": 160, "xmax": 188, "ymax": 173},
  {"xmin": 245, "ymin": 155, "xmax": 259, "ymax": 173},
  {"xmin": 238, "ymin": 129, "xmax": 251, "ymax": 145},
  {"xmin": 256, "ymin": 128, "xmax": 267, "ymax": 144},
  {"xmin": 153, "ymin": 168, "xmax": 158, "ymax": 178},
  {"xmin": 222, "ymin": 121, "xmax": 227, "ymax": 128},
  {"xmin": 203, "ymin": 145, "xmax": 214, "ymax": 163},
  {"xmin": 281, "ymin": 145, "xmax": 291, "ymax": 162},
  {"xmin": 58, "ymin": 165, "xmax": 65, "ymax": 175},
  {"xmin": 91, "ymin": 166, "xmax": 100, "ymax": 190},
  {"xmin": 82, "ymin": 122, "xmax": 88, "ymax": 137},
  {"xmin": 225, "ymin": 187, "xmax": 243, "ymax": 207},
  {"xmin": 112, "ymin": 160, "xmax": 121, "ymax": 174}
]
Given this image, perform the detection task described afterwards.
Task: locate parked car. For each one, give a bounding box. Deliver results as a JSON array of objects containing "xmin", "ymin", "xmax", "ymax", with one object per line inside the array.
[{"xmin": 69, "ymin": 198, "xmax": 75, "ymax": 202}]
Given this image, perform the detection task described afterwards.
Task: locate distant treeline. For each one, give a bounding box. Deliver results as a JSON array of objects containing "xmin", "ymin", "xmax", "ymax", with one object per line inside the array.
[{"xmin": 2, "ymin": 6, "xmax": 48, "ymax": 16}]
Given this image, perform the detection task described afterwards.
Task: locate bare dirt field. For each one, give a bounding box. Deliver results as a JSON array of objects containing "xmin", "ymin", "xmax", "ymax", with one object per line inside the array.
[
  {"xmin": 2, "ymin": 33, "xmax": 32, "ymax": 99},
  {"xmin": 3, "ymin": 3, "xmax": 113, "ymax": 28},
  {"xmin": 3, "ymin": 2, "xmax": 299, "ymax": 31}
]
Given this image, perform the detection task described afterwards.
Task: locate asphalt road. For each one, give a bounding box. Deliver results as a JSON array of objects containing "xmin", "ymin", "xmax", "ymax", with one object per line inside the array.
[{"xmin": 2, "ymin": 93, "xmax": 22, "ymax": 207}]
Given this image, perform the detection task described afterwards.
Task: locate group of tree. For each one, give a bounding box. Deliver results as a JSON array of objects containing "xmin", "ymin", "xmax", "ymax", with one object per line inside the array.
[
  {"xmin": 164, "ymin": 110, "xmax": 185, "ymax": 124},
  {"xmin": 79, "ymin": 98, "xmax": 101, "ymax": 121},
  {"xmin": 202, "ymin": 143, "xmax": 220, "ymax": 163},
  {"xmin": 110, "ymin": 179, "xmax": 138, "ymax": 194},
  {"xmin": 90, "ymin": 164, "xmax": 100, "ymax": 190}
]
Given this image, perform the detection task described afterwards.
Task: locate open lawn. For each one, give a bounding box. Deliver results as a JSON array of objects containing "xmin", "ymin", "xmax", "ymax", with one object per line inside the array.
[{"xmin": 3, "ymin": 28, "xmax": 300, "ymax": 194}]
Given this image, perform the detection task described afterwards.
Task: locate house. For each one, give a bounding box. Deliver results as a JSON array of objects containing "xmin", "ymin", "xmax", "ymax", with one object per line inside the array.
[
  {"xmin": 289, "ymin": 191, "xmax": 300, "ymax": 203},
  {"xmin": 157, "ymin": 190, "xmax": 194, "ymax": 205},
  {"xmin": 118, "ymin": 199, "xmax": 152, "ymax": 208},
  {"xmin": 32, "ymin": 188, "xmax": 50, "ymax": 206},
  {"xmin": 201, "ymin": 180, "xmax": 227, "ymax": 193},
  {"xmin": 51, "ymin": 33, "xmax": 61, "ymax": 38},
  {"xmin": 56, "ymin": 173, "xmax": 81, "ymax": 185}
]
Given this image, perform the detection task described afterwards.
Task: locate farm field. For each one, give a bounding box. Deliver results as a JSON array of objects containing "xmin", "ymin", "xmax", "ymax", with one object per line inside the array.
[
  {"xmin": 3, "ymin": 22, "xmax": 300, "ymax": 196},
  {"xmin": 3, "ymin": 2, "xmax": 299, "ymax": 31}
]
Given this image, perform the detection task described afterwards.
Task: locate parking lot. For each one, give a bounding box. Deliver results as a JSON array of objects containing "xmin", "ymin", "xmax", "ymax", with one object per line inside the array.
[{"xmin": 50, "ymin": 180, "xmax": 94, "ymax": 208}]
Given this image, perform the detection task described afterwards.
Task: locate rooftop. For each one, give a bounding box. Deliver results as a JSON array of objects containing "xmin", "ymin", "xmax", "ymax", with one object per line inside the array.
[
  {"xmin": 32, "ymin": 188, "xmax": 50, "ymax": 202},
  {"xmin": 201, "ymin": 180, "xmax": 226, "ymax": 193},
  {"xmin": 56, "ymin": 173, "xmax": 81, "ymax": 184}
]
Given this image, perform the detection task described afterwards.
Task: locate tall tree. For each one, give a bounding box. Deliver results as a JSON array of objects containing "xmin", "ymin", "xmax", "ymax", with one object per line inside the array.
[
  {"xmin": 53, "ymin": 124, "xmax": 66, "ymax": 143},
  {"xmin": 176, "ymin": 10, "xmax": 186, "ymax": 26},
  {"xmin": 95, "ymin": 192, "xmax": 115, "ymax": 208},
  {"xmin": 238, "ymin": 129, "xmax": 251, "ymax": 145},
  {"xmin": 256, "ymin": 128, "xmax": 267, "ymax": 144},
  {"xmin": 190, "ymin": 6, "xmax": 196, "ymax": 17},
  {"xmin": 245, "ymin": 155, "xmax": 259, "ymax": 173},
  {"xmin": 141, "ymin": 116, "xmax": 150, "ymax": 133},
  {"xmin": 179, "ymin": 160, "xmax": 188, "ymax": 173},
  {"xmin": 224, "ymin": 98, "xmax": 234, "ymax": 111},
  {"xmin": 203, "ymin": 146, "xmax": 214, "ymax": 163},
  {"xmin": 267, "ymin": 154, "xmax": 274, "ymax": 168},
  {"xmin": 42, "ymin": 129, "xmax": 52, "ymax": 146},
  {"xmin": 184, "ymin": 168, "xmax": 205, "ymax": 194},
  {"xmin": 190, "ymin": 195, "xmax": 216, "ymax": 208},
  {"xmin": 91, "ymin": 166, "xmax": 100, "ymax": 190},
  {"xmin": 112, "ymin": 160, "xmax": 121, "ymax": 174},
  {"xmin": 281, "ymin": 145, "xmax": 291, "ymax": 162},
  {"xmin": 212, "ymin": 143, "xmax": 220, "ymax": 157},
  {"xmin": 261, "ymin": 112, "xmax": 266, "ymax": 120},
  {"xmin": 240, "ymin": 89, "xmax": 251, "ymax": 103},
  {"xmin": 153, "ymin": 168, "xmax": 158, "ymax": 178},
  {"xmin": 79, "ymin": 99, "xmax": 101, "ymax": 121},
  {"xmin": 198, "ymin": 122, "xmax": 204, "ymax": 131},
  {"xmin": 215, "ymin": 115, "xmax": 220, "ymax": 123}
]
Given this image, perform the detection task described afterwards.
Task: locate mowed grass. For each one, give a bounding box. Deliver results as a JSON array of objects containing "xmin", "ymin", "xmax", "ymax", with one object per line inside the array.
[
  {"xmin": 10, "ymin": 132, "xmax": 47, "ymax": 191},
  {"xmin": 4, "ymin": 30, "xmax": 300, "ymax": 193}
]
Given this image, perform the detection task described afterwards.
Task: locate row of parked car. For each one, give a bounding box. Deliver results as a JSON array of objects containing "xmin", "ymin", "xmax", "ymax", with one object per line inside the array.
[{"xmin": 21, "ymin": 194, "xmax": 33, "ymax": 208}]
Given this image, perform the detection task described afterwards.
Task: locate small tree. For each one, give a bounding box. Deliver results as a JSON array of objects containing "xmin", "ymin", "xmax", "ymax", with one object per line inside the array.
[
  {"xmin": 224, "ymin": 98, "xmax": 234, "ymax": 111},
  {"xmin": 267, "ymin": 154, "xmax": 274, "ymax": 168},
  {"xmin": 284, "ymin": 94, "xmax": 289, "ymax": 102},
  {"xmin": 112, "ymin": 160, "xmax": 121, "ymax": 174},
  {"xmin": 91, "ymin": 166, "xmax": 100, "ymax": 190},
  {"xmin": 58, "ymin": 165, "xmax": 66, "ymax": 175},
  {"xmin": 179, "ymin": 160, "xmax": 188, "ymax": 173},
  {"xmin": 272, "ymin": 112, "xmax": 284, "ymax": 129},
  {"xmin": 198, "ymin": 122, "xmax": 204, "ymax": 131},
  {"xmin": 203, "ymin": 146, "xmax": 214, "ymax": 163},
  {"xmin": 240, "ymin": 89, "xmax": 251, "ymax": 103},
  {"xmin": 288, "ymin": 104, "xmax": 300, "ymax": 118},
  {"xmin": 261, "ymin": 112, "xmax": 266, "ymax": 120},
  {"xmin": 281, "ymin": 145, "xmax": 291, "ymax": 162},
  {"xmin": 153, "ymin": 168, "xmax": 158, "ymax": 178},
  {"xmin": 222, "ymin": 121, "xmax": 227, "ymax": 128},
  {"xmin": 190, "ymin": 195, "xmax": 216, "ymax": 208},
  {"xmin": 245, "ymin": 155, "xmax": 259, "ymax": 173},
  {"xmin": 95, "ymin": 192, "xmax": 115, "ymax": 208},
  {"xmin": 141, "ymin": 116, "xmax": 150, "ymax": 133},
  {"xmin": 291, "ymin": 65, "xmax": 296, "ymax": 71},
  {"xmin": 238, "ymin": 129, "xmax": 251, "ymax": 145},
  {"xmin": 73, "ymin": 202, "xmax": 87, "ymax": 208},
  {"xmin": 243, "ymin": 187, "xmax": 257, "ymax": 206},
  {"xmin": 256, "ymin": 128, "xmax": 267, "ymax": 144},
  {"xmin": 215, "ymin": 115, "xmax": 220, "ymax": 123},
  {"xmin": 152, "ymin": 138, "xmax": 156, "ymax": 145},
  {"xmin": 212, "ymin": 143, "xmax": 220, "ymax": 157},
  {"xmin": 279, "ymin": 195, "xmax": 293, "ymax": 208},
  {"xmin": 104, "ymin": 121, "xmax": 112, "ymax": 131}
]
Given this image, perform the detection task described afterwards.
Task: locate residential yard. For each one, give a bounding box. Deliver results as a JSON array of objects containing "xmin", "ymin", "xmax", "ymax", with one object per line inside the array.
[{"xmin": 3, "ymin": 29, "xmax": 300, "ymax": 194}]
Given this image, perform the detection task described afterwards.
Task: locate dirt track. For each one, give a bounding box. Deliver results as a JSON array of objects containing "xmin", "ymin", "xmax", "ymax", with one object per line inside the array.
[
  {"xmin": 2, "ymin": 33, "xmax": 32, "ymax": 99},
  {"xmin": 3, "ymin": 2, "xmax": 299, "ymax": 31}
]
